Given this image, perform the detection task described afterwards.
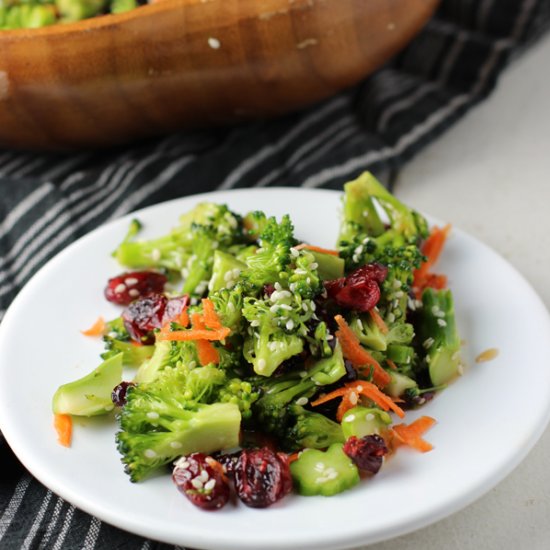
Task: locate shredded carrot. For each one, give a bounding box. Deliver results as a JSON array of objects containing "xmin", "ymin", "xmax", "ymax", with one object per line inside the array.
[
  {"xmin": 386, "ymin": 359, "xmax": 398, "ymax": 370},
  {"xmin": 287, "ymin": 452, "xmax": 301, "ymax": 464},
  {"xmin": 334, "ymin": 315, "xmax": 391, "ymax": 387},
  {"xmin": 413, "ymin": 225, "xmax": 451, "ymax": 296},
  {"xmin": 294, "ymin": 243, "xmax": 340, "ymax": 257},
  {"xmin": 178, "ymin": 306, "xmax": 190, "ymax": 328},
  {"xmin": 196, "ymin": 339, "xmax": 220, "ymax": 366},
  {"xmin": 54, "ymin": 413, "xmax": 72, "ymax": 447},
  {"xmin": 336, "ymin": 391, "xmax": 358, "ymax": 422},
  {"xmin": 311, "ymin": 380, "xmax": 405, "ymax": 419},
  {"xmin": 369, "ymin": 308, "xmax": 389, "ymax": 334},
  {"xmin": 201, "ymin": 298, "xmax": 223, "ymax": 329},
  {"xmin": 157, "ymin": 327, "xmax": 230, "ymax": 342},
  {"xmin": 422, "ymin": 273, "xmax": 448, "ymax": 292},
  {"xmin": 80, "ymin": 316, "xmax": 106, "ymax": 337},
  {"xmin": 392, "ymin": 416, "xmax": 436, "ymax": 452}
]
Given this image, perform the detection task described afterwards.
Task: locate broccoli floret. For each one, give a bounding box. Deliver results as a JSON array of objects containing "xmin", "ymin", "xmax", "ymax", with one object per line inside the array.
[
  {"xmin": 251, "ymin": 343, "xmax": 346, "ymax": 438},
  {"xmin": 242, "ymin": 285, "xmax": 318, "ymax": 376},
  {"xmin": 117, "ymin": 367, "xmax": 241, "ymax": 482},
  {"xmin": 282, "ymin": 405, "xmax": 344, "ymax": 451},
  {"xmin": 243, "ymin": 210, "xmax": 270, "ymax": 240},
  {"xmin": 350, "ymin": 314, "xmax": 415, "ymax": 352},
  {"xmin": 113, "ymin": 202, "xmax": 243, "ymax": 275},
  {"xmin": 183, "ymin": 365, "xmax": 227, "ymax": 402},
  {"xmin": 134, "ymin": 340, "xmax": 198, "ymax": 384},
  {"xmin": 209, "ymin": 287, "xmax": 244, "ymax": 334},
  {"xmin": 244, "ymin": 215, "xmax": 296, "ymax": 287},
  {"xmin": 217, "ymin": 378, "xmax": 260, "ymax": 420},
  {"xmin": 306, "ymin": 321, "xmax": 333, "ymax": 358},
  {"xmin": 287, "ymin": 249, "xmax": 321, "ymax": 299}
]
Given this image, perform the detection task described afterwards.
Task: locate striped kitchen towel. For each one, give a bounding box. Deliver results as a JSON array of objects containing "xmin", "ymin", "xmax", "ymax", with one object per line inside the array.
[{"xmin": 1, "ymin": 1, "xmax": 549, "ymax": 548}]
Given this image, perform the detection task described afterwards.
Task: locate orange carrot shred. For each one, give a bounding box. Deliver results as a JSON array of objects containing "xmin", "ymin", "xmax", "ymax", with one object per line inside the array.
[
  {"xmin": 369, "ymin": 308, "xmax": 389, "ymax": 334},
  {"xmin": 80, "ymin": 316, "xmax": 106, "ymax": 337},
  {"xmin": 413, "ymin": 224, "xmax": 451, "ymax": 296},
  {"xmin": 178, "ymin": 307, "xmax": 190, "ymax": 328},
  {"xmin": 392, "ymin": 416, "xmax": 436, "ymax": 452},
  {"xmin": 294, "ymin": 243, "xmax": 340, "ymax": 257},
  {"xmin": 54, "ymin": 413, "xmax": 72, "ymax": 447},
  {"xmin": 311, "ymin": 380, "xmax": 405, "ymax": 419},
  {"xmin": 202, "ymin": 298, "xmax": 223, "ymax": 329},
  {"xmin": 386, "ymin": 359, "xmax": 398, "ymax": 370},
  {"xmin": 334, "ymin": 315, "xmax": 391, "ymax": 387},
  {"xmin": 196, "ymin": 339, "xmax": 220, "ymax": 366},
  {"xmin": 157, "ymin": 327, "xmax": 230, "ymax": 342},
  {"xmin": 287, "ymin": 452, "xmax": 301, "ymax": 464}
]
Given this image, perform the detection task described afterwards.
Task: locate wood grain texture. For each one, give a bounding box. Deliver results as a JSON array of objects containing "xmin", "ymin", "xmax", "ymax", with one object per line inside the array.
[{"xmin": 0, "ymin": 0, "xmax": 440, "ymax": 150}]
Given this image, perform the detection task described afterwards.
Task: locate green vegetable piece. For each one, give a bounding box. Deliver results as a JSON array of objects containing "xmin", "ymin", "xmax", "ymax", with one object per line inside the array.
[
  {"xmin": 56, "ymin": 0, "xmax": 107, "ymax": 22},
  {"xmin": 208, "ymin": 250, "xmax": 246, "ymax": 293},
  {"xmin": 52, "ymin": 353, "xmax": 123, "ymax": 416},
  {"xmin": 417, "ymin": 288, "xmax": 462, "ymax": 386},
  {"xmin": 110, "ymin": 0, "xmax": 136, "ymax": 13},
  {"xmin": 290, "ymin": 443, "xmax": 360, "ymax": 496},
  {"xmin": 308, "ymin": 250, "xmax": 345, "ymax": 281},
  {"xmin": 341, "ymin": 406, "xmax": 392, "ymax": 439},
  {"xmin": 284, "ymin": 406, "xmax": 344, "ymax": 450},
  {"xmin": 134, "ymin": 340, "xmax": 173, "ymax": 384},
  {"xmin": 309, "ymin": 342, "xmax": 346, "ymax": 386},
  {"xmin": 386, "ymin": 343, "xmax": 415, "ymax": 365},
  {"xmin": 384, "ymin": 372, "xmax": 418, "ymax": 398},
  {"xmin": 101, "ymin": 338, "xmax": 154, "ymax": 368}
]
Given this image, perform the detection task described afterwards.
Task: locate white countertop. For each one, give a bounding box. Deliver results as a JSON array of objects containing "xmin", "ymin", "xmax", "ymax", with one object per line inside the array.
[{"xmin": 357, "ymin": 31, "xmax": 550, "ymax": 550}]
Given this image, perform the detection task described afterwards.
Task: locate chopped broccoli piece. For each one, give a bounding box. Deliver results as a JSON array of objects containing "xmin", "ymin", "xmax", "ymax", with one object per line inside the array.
[
  {"xmin": 117, "ymin": 367, "xmax": 241, "ymax": 482},
  {"xmin": 244, "ymin": 215, "xmax": 296, "ymax": 287},
  {"xmin": 52, "ymin": 353, "xmax": 123, "ymax": 417},
  {"xmin": 217, "ymin": 378, "xmax": 260, "ymax": 420}
]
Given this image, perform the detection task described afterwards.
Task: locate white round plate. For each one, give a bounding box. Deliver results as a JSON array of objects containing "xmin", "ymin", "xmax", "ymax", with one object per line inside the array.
[{"xmin": 1, "ymin": 188, "xmax": 550, "ymax": 550}]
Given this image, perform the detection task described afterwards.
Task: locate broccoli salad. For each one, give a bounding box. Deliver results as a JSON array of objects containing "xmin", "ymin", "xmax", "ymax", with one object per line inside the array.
[
  {"xmin": 52, "ymin": 172, "xmax": 463, "ymax": 510},
  {"xmin": 1, "ymin": 0, "xmax": 145, "ymax": 30}
]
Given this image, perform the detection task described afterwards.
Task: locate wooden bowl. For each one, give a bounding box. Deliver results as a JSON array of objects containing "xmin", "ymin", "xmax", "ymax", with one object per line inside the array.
[{"xmin": 0, "ymin": 0, "xmax": 439, "ymax": 150}]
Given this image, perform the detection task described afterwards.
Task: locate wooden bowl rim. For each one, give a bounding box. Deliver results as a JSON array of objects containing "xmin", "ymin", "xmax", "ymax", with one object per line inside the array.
[{"xmin": 0, "ymin": 0, "xmax": 295, "ymax": 39}]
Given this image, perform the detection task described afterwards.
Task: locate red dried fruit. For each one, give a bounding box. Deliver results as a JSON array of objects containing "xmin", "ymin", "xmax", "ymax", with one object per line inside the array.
[
  {"xmin": 343, "ymin": 435, "xmax": 388, "ymax": 475},
  {"xmin": 122, "ymin": 293, "xmax": 189, "ymax": 344},
  {"xmin": 324, "ymin": 263, "xmax": 388, "ymax": 312},
  {"xmin": 104, "ymin": 271, "xmax": 167, "ymax": 305},
  {"xmin": 234, "ymin": 447, "xmax": 292, "ymax": 508},
  {"xmin": 111, "ymin": 381, "xmax": 135, "ymax": 407},
  {"xmin": 172, "ymin": 453, "xmax": 230, "ymax": 510},
  {"xmin": 122, "ymin": 292, "xmax": 167, "ymax": 344}
]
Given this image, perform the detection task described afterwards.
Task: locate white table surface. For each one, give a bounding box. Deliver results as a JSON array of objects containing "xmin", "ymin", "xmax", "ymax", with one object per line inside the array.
[{"xmin": 357, "ymin": 31, "xmax": 550, "ymax": 550}]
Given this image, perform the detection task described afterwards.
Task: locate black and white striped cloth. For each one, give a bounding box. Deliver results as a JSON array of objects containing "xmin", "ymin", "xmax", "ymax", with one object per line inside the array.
[{"xmin": 1, "ymin": 1, "xmax": 549, "ymax": 548}]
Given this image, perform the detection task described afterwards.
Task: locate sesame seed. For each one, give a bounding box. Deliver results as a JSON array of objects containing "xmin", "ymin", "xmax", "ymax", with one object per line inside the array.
[
  {"xmin": 289, "ymin": 283, "xmax": 297, "ymax": 292},
  {"xmin": 314, "ymin": 462, "xmax": 325, "ymax": 472},
  {"xmin": 128, "ymin": 289, "xmax": 139, "ymax": 297},
  {"xmin": 415, "ymin": 299, "xmax": 423, "ymax": 308},
  {"xmin": 423, "ymin": 337, "xmax": 435, "ymax": 349},
  {"xmin": 279, "ymin": 304, "xmax": 293, "ymax": 311},
  {"xmin": 188, "ymin": 361, "xmax": 196, "ymax": 369},
  {"xmin": 174, "ymin": 457, "xmax": 189, "ymax": 468},
  {"xmin": 451, "ymin": 351, "xmax": 460, "ymax": 361},
  {"xmin": 356, "ymin": 319, "xmax": 364, "ymax": 331},
  {"xmin": 170, "ymin": 441, "xmax": 183, "ymax": 449},
  {"xmin": 146, "ymin": 411, "xmax": 159, "ymax": 420},
  {"xmin": 344, "ymin": 414, "xmax": 356, "ymax": 422},
  {"xmin": 224, "ymin": 271, "xmax": 233, "ymax": 282},
  {"xmin": 393, "ymin": 280, "xmax": 402, "ymax": 289},
  {"xmin": 310, "ymin": 262, "xmax": 318, "ymax": 270},
  {"xmin": 274, "ymin": 282, "xmax": 282, "ymax": 291},
  {"xmin": 306, "ymin": 277, "xmax": 311, "ymax": 284},
  {"xmin": 437, "ymin": 318, "xmax": 447, "ymax": 327},
  {"xmin": 208, "ymin": 37, "xmax": 221, "ymax": 49},
  {"xmin": 356, "ymin": 385, "xmax": 363, "ymax": 392},
  {"xmin": 349, "ymin": 392, "xmax": 358, "ymax": 405},
  {"xmin": 199, "ymin": 470, "xmax": 210, "ymax": 482},
  {"xmin": 250, "ymin": 320, "xmax": 260, "ymax": 327},
  {"xmin": 290, "ymin": 248, "xmax": 300, "ymax": 258},
  {"xmin": 363, "ymin": 210, "xmax": 369, "ymax": 217},
  {"xmin": 270, "ymin": 304, "xmax": 280, "ymax": 313},
  {"xmin": 191, "ymin": 478, "xmax": 204, "ymax": 489},
  {"xmin": 227, "ymin": 302, "xmax": 235, "ymax": 312},
  {"xmin": 296, "ymin": 397, "xmax": 309, "ymax": 406},
  {"xmin": 395, "ymin": 290, "xmax": 404, "ymax": 299},
  {"xmin": 365, "ymin": 413, "xmax": 375, "ymax": 421},
  {"xmin": 387, "ymin": 313, "xmax": 395, "ymax": 323},
  {"xmin": 310, "ymin": 301, "xmax": 316, "ymax": 311},
  {"xmin": 204, "ymin": 479, "xmax": 216, "ymax": 491},
  {"xmin": 151, "ymin": 248, "xmax": 161, "ymax": 262},
  {"xmin": 125, "ymin": 277, "xmax": 138, "ymax": 286},
  {"xmin": 326, "ymin": 334, "xmax": 334, "ymax": 340},
  {"xmin": 286, "ymin": 320, "xmax": 294, "ymax": 331},
  {"xmin": 295, "ymin": 269, "xmax": 308, "ymax": 275},
  {"xmin": 257, "ymin": 358, "xmax": 266, "ymax": 370},
  {"xmin": 302, "ymin": 303, "xmax": 309, "ymax": 312},
  {"xmin": 299, "ymin": 370, "xmax": 308, "ymax": 378},
  {"xmin": 457, "ymin": 363, "xmax": 464, "ymax": 375},
  {"xmin": 408, "ymin": 298, "xmax": 417, "ymax": 311},
  {"xmin": 144, "ymin": 449, "xmax": 157, "ymax": 459},
  {"xmin": 114, "ymin": 283, "xmax": 126, "ymax": 293}
]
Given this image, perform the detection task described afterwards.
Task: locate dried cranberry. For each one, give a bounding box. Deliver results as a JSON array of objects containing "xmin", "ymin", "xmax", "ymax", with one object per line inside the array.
[
  {"xmin": 213, "ymin": 451, "xmax": 241, "ymax": 479},
  {"xmin": 263, "ymin": 284, "xmax": 275, "ymax": 297},
  {"xmin": 122, "ymin": 292, "xmax": 167, "ymax": 344},
  {"xmin": 233, "ymin": 448, "xmax": 292, "ymax": 508},
  {"xmin": 111, "ymin": 381, "xmax": 135, "ymax": 407},
  {"xmin": 163, "ymin": 295, "xmax": 190, "ymax": 323},
  {"xmin": 324, "ymin": 263, "xmax": 388, "ymax": 312},
  {"xmin": 104, "ymin": 271, "xmax": 167, "ymax": 305},
  {"xmin": 172, "ymin": 453, "xmax": 230, "ymax": 510},
  {"xmin": 343, "ymin": 435, "xmax": 388, "ymax": 475}
]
